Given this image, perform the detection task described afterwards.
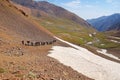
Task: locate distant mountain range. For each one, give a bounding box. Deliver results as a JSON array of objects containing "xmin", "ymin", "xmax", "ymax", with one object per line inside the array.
[{"xmin": 87, "ymin": 13, "xmax": 120, "ymax": 31}]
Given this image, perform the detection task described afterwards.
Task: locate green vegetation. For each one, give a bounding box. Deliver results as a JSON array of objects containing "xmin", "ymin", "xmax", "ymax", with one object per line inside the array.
[
  {"xmin": 33, "ymin": 16, "xmax": 120, "ymax": 49},
  {"xmin": 92, "ymin": 33, "xmax": 120, "ymax": 49},
  {"xmin": 0, "ymin": 68, "xmax": 5, "ymax": 73},
  {"xmin": 34, "ymin": 16, "xmax": 95, "ymax": 45},
  {"xmin": 93, "ymin": 38, "xmax": 120, "ymax": 49},
  {"xmin": 28, "ymin": 72, "xmax": 36, "ymax": 79},
  {"xmin": 15, "ymin": 74, "xmax": 24, "ymax": 78},
  {"xmin": 18, "ymin": 66, "xmax": 26, "ymax": 70}
]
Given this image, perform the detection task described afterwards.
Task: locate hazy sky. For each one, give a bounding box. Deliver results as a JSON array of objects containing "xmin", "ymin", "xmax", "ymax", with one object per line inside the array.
[{"xmin": 35, "ymin": 0, "xmax": 120, "ymax": 19}]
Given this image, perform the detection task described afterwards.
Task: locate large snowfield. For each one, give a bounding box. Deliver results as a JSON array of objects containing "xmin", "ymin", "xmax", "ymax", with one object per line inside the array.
[{"xmin": 48, "ymin": 37, "xmax": 120, "ymax": 80}]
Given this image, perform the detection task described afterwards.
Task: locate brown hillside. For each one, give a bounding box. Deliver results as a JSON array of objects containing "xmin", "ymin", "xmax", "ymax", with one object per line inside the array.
[
  {"xmin": 11, "ymin": 0, "xmax": 92, "ymax": 27},
  {"xmin": 0, "ymin": 0, "xmax": 54, "ymax": 42},
  {"xmin": 11, "ymin": 1, "xmax": 49, "ymax": 19},
  {"xmin": 0, "ymin": 0, "xmax": 93, "ymax": 80}
]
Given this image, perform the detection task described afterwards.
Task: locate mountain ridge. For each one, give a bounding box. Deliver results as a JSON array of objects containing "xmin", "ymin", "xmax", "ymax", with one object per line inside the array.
[
  {"xmin": 11, "ymin": 0, "xmax": 97, "ymax": 46},
  {"xmin": 87, "ymin": 13, "xmax": 120, "ymax": 31},
  {"xmin": 11, "ymin": 0, "xmax": 92, "ymax": 27}
]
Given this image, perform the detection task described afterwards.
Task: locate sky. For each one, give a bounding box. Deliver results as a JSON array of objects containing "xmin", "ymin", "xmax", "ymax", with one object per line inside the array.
[{"xmin": 35, "ymin": 0, "xmax": 120, "ymax": 19}]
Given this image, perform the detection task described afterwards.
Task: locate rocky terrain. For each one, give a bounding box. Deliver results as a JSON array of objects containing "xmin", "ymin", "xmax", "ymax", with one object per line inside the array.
[
  {"xmin": 0, "ymin": 0, "xmax": 120, "ymax": 80},
  {"xmin": 0, "ymin": 0, "xmax": 92, "ymax": 80}
]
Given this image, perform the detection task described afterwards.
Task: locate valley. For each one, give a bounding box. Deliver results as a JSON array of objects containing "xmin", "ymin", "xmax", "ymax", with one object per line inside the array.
[{"xmin": 0, "ymin": 0, "xmax": 120, "ymax": 80}]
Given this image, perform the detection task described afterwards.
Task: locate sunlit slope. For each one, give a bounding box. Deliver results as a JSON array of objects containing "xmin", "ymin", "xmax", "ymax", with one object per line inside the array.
[
  {"xmin": 0, "ymin": 0, "xmax": 53, "ymax": 42},
  {"xmin": 38, "ymin": 17, "xmax": 120, "ymax": 49},
  {"xmin": 34, "ymin": 16, "xmax": 95, "ymax": 45},
  {"xmin": 11, "ymin": 0, "xmax": 120, "ymax": 49}
]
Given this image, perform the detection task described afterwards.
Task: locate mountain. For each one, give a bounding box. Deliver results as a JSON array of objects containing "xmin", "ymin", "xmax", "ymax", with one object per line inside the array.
[
  {"xmin": 11, "ymin": 0, "xmax": 120, "ymax": 50},
  {"xmin": 11, "ymin": 0, "xmax": 91, "ymax": 27},
  {"xmin": 0, "ymin": 1, "xmax": 93, "ymax": 80},
  {"xmin": 87, "ymin": 13, "xmax": 120, "ymax": 31},
  {"xmin": 0, "ymin": 1, "xmax": 120, "ymax": 79},
  {"xmin": 0, "ymin": 0, "xmax": 54, "ymax": 42},
  {"xmin": 12, "ymin": 0, "xmax": 90, "ymax": 27},
  {"xmin": 108, "ymin": 22, "xmax": 120, "ymax": 31},
  {"xmin": 11, "ymin": 0, "xmax": 97, "ymax": 46}
]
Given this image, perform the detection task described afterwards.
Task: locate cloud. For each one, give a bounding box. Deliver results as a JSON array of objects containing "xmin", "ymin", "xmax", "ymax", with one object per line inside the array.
[{"xmin": 62, "ymin": 0, "xmax": 81, "ymax": 8}]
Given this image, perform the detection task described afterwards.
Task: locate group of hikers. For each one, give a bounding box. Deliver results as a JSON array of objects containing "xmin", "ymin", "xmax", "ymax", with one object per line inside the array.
[{"xmin": 22, "ymin": 40, "xmax": 57, "ymax": 46}]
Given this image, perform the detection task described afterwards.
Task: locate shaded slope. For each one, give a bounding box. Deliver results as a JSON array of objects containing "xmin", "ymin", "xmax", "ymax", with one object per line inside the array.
[
  {"xmin": 0, "ymin": 0, "xmax": 54, "ymax": 42},
  {"xmin": 87, "ymin": 13, "xmax": 120, "ymax": 31},
  {"xmin": 108, "ymin": 22, "xmax": 120, "ymax": 31}
]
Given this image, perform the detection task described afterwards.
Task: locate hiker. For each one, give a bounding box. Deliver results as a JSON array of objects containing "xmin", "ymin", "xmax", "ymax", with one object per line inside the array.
[
  {"xmin": 53, "ymin": 40, "xmax": 56, "ymax": 43},
  {"xmin": 41, "ymin": 42, "xmax": 45, "ymax": 45},
  {"xmin": 35, "ymin": 42, "xmax": 40, "ymax": 46},
  {"xmin": 27, "ymin": 41, "xmax": 30, "ymax": 46},
  {"xmin": 49, "ymin": 41, "xmax": 53, "ymax": 45},
  {"xmin": 31, "ymin": 42, "xmax": 34, "ymax": 46},
  {"xmin": 22, "ymin": 41, "xmax": 24, "ymax": 45},
  {"xmin": 46, "ymin": 41, "xmax": 49, "ymax": 45}
]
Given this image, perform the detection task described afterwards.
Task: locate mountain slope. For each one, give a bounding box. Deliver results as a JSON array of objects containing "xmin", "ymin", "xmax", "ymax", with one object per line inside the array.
[
  {"xmin": 0, "ymin": 1, "xmax": 119, "ymax": 80},
  {"xmin": 0, "ymin": 1, "xmax": 94, "ymax": 80},
  {"xmin": 0, "ymin": 0, "xmax": 54, "ymax": 42},
  {"xmin": 11, "ymin": 0, "xmax": 91, "ymax": 27},
  {"xmin": 87, "ymin": 13, "xmax": 120, "ymax": 31},
  {"xmin": 11, "ymin": 0, "xmax": 120, "ymax": 50},
  {"xmin": 108, "ymin": 22, "xmax": 120, "ymax": 31},
  {"xmin": 11, "ymin": 0, "xmax": 97, "ymax": 46}
]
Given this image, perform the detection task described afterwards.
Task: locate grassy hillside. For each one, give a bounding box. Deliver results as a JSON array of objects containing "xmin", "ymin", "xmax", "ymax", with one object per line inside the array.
[
  {"xmin": 11, "ymin": 0, "xmax": 120, "ymax": 50},
  {"xmin": 34, "ymin": 16, "xmax": 95, "ymax": 45},
  {"xmin": 33, "ymin": 16, "xmax": 119, "ymax": 48}
]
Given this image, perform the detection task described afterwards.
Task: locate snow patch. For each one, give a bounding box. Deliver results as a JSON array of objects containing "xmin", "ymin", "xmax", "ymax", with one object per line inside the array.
[
  {"xmin": 87, "ymin": 42, "xmax": 92, "ymax": 45},
  {"xmin": 89, "ymin": 34, "xmax": 92, "ymax": 37},
  {"xmin": 93, "ymin": 32, "xmax": 96, "ymax": 35},
  {"xmin": 48, "ymin": 37, "xmax": 120, "ymax": 80},
  {"xmin": 110, "ymin": 40, "xmax": 120, "ymax": 44},
  {"xmin": 100, "ymin": 44, "xmax": 105, "ymax": 46},
  {"xmin": 109, "ymin": 36, "xmax": 120, "ymax": 40},
  {"xmin": 46, "ymin": 21, "xmax": 53, "ymax": 24},
  {"xmin": 97, "ymin": 49, "xmax": 120, "ymax": 61}
]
